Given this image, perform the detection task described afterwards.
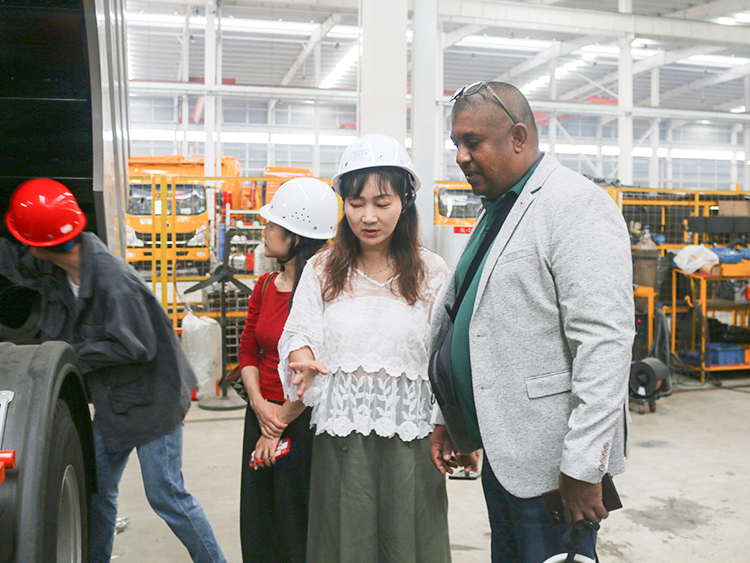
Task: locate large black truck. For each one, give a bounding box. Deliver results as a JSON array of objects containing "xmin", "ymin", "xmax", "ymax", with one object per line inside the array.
[{"xmin": 0, "ymin": 1, "xmax": 129, "ymax": 561}]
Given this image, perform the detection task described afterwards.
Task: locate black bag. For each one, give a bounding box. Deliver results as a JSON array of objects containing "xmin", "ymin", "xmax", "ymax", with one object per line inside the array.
[
  {"xmin": 428, "ymin": 193, "xmax": 516, "ymax": 455},
  {"xmin": 429, "ymin": 321, "xmax": 480, "ymax": 454}
]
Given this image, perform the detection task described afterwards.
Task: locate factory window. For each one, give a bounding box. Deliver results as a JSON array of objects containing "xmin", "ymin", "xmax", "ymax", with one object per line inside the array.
[
  {"xmin": 130, "ymin": 96, "xmax": 174, "ymax": 122},
  {"xmin": 320, "ymin": 104, "xmax": 357, "ymax": 129},
  {"xmin": 222, "ymin": 100, "xmax": 268, "ymax": 125},
  {"xmin": 274, "ymin": 144, "xmax": 314, "ymax": 170},
  {"xmin": 274, "ymin": 102, "xmax": 314, "ymax": 127},
  {"xmin": 320, "ymin": 146, "xmax": 347, "ymax": 178}
]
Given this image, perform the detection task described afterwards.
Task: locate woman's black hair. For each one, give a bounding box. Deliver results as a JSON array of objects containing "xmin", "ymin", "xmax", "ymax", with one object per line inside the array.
[{"xmin": 278, "ymin": 230, "xmax": 328, "ymax": 310}]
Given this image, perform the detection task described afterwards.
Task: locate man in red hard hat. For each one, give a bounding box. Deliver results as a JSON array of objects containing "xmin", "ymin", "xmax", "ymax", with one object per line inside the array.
[{"xmin": 1, "ymin": 179, "xmax": 227, "ymax": 563}]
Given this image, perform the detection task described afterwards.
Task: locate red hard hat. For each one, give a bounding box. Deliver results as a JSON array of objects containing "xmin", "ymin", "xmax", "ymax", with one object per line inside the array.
[{"xmin": 5, "ymin": 178, "xmax": 87, "ymax": 247}]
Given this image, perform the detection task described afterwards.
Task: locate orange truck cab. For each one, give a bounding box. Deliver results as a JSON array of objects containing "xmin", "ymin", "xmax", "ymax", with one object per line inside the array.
[{"xmin": 126, "ymin": 155, "xmax": 242, "ymax": 274}]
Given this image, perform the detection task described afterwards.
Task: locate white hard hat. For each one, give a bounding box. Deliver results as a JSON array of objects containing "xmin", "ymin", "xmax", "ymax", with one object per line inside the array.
[
  {"xmin": 331, "ymin": 134, "xmax": 421, "ymax": 196},
  {"xmin": 259, "ymin": 177, "xmax": 338, "ymax": 240}
]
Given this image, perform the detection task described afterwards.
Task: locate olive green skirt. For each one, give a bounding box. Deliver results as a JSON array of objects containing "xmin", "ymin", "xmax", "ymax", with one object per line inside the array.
[{"xmin": 307, "ymin": 432, "xmax": 451, "ymax": 563}]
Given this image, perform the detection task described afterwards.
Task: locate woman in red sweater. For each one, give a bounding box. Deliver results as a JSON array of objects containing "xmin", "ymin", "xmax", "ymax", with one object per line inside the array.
[{"xmin": 238, "ymin": 178, "xmax": 338, "ymax": 563}]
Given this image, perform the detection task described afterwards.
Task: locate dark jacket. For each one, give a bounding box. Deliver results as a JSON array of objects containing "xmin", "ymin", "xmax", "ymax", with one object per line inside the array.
[{"xmin": 0, "ymin": 232, "xmax": 196, "ymax": 452}]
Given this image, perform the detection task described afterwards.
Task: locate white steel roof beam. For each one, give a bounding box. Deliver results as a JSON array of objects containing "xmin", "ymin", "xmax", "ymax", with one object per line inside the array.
[
  {"xmin": 443, "ymin": 24, "xmax": 485, "ymax": 48},
  {"xmin": 437, "ymin": 97, "xmax": 750, "ymax": 123},
  {"xmin": 560, "ymin": 45, "xmax": 723, "ymax": 101},
  {"xmin": 642, "ymin": 63, "xmax": 750, "ymax": 105},
  {"xmin": 669, "ymin": 0, "xmax": 750, "ymax": 20},
  {"xmin": 279, "ymin": 13, "xmax": 343, "ymax": 86},
  {"xmin": 177, "ymin": 6, "xmax": 192, "ymax": 82},
  {"xmin": 494, "ymin": 35, "xmax": 606, "ymax": 83},
  {"xmin": 130, "ymin": 80, "xmax": 358, "ymax": 102},
  {"xmin": 438, "ymin": 0, "xmax": 750, "ymax": 46},
  {"xmin": 150, "ymin": 0, "xmax": 359, "ymax": 10}
]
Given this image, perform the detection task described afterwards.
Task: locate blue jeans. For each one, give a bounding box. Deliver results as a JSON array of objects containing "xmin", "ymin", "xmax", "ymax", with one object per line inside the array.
[
  {"xmin": 90, "ymin": 420, "xmax": 227, "ymax": 563},
  {"xmin": 481, "ymin": 459, "xmax": 596, "ymax": 563}
]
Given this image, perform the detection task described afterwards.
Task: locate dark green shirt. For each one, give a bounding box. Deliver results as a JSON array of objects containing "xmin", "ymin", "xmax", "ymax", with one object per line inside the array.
[{"xmin": 451, "ymin": 162, "xmax": 539, "ymax": 445}]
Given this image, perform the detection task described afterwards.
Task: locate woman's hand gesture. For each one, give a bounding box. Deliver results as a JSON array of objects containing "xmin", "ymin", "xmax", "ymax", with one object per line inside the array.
[{"xmin": 289, "ymin": 359, "xmax": 328, "ymax": 400}]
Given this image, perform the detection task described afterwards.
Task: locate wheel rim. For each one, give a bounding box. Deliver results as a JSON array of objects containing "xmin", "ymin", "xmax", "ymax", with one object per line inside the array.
[{"xmin": 57, "ymin": 464, "xmax": 82, "ymax": 562}]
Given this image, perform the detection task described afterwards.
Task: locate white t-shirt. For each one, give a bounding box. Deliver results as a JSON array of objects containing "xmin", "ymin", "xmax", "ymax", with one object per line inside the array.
[{"xmin": 68, "ymin": 274, "xmax": 80, "ymax": 299}]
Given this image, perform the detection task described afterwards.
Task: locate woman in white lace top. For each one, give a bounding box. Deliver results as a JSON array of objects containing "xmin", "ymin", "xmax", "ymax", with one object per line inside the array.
[{"xmin": 277, "ymin": 134, "xmax": 452, "ymax": 563}]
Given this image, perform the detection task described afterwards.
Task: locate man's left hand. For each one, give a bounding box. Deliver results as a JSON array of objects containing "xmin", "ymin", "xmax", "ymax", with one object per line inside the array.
[
  {"xmin": 558, "ymin": 472, "xmax": 608, "ymax": 525},
  {"xmin": 430, "ymin": 425, "xmax": 459, "ymax": 475}
]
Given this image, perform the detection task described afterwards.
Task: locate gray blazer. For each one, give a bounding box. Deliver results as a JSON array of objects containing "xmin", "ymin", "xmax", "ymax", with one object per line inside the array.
[{"xmin": 430, "ymin": 153, "xmax": 635, "ymax": 498}]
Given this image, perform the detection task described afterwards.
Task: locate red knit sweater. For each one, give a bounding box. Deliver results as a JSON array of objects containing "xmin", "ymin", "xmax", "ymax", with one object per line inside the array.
[{"xmin": 238, "ymin": 273, "xmax": 290, "ymax": 402}]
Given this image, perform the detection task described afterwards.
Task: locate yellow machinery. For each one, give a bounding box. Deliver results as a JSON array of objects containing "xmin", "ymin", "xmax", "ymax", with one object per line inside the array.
[
  {"xmin": 126, "ymin": 155, "xmax": 244, "ymax": 274},
  {"xmin": 125, "ymin": 155, "xmax": 242, "ymax": 274}
]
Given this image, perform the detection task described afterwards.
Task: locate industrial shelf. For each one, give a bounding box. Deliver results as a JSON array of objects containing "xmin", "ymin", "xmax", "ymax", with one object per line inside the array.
[{"xmin": 671, "ymin": 267, "xmax": 750, "ymax": 382}]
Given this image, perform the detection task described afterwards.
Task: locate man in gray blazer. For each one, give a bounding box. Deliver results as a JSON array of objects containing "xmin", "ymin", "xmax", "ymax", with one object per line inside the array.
[{"xmin": 430, "ymin": 82, "xmax": 634, "ymax": 562}]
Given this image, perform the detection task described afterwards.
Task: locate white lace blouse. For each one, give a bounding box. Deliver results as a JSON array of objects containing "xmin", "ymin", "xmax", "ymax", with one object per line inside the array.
[{"xmin": 278, "ymin": 248, "xmax": 449, "ymax": 442}]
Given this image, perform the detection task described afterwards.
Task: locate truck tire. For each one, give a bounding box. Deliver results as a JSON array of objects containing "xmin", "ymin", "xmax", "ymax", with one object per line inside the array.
[
  {"xmin": 0, "ymin": 342, "xmax": 95, "ymax": 563},
  {"xmin": 44, "ymin": 399, "xmax": 88, "ymax": 563}
]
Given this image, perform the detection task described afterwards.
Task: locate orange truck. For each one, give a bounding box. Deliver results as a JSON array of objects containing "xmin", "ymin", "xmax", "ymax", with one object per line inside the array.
[{"xmin": 126, "ymin": 155, "xmax": 242, "ymax": 274}]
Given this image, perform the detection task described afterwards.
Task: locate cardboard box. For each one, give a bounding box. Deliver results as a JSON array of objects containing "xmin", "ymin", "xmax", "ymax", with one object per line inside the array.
[{"xmin": 718, "ymin": 200, "xmax": 750, "ymax": 217}]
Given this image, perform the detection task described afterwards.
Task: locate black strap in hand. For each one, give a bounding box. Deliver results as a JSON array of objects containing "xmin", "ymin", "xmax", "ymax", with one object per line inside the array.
[
  {"xmin": 448, "ymin": 192, "xmax": 518, "ymax": 322},
  {"xmin": 563, "ymin": 519, "xmax": 600, "ymax": 563}
]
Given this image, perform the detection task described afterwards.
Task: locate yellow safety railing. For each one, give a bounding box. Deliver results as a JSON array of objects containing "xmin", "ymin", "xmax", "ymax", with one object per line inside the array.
[
  {"xmin": 433, "ymin": 181, "xmax": 750, "ymax": 252},
  {"xmin": 129, "ymin": 174, "xmax": 338, "ymax": 368}
]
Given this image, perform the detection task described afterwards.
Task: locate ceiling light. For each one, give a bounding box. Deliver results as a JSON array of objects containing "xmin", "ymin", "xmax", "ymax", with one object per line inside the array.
[
  {"xmin": 270, "ymin": 134, "xmax": 316, "ymax": 145},
  {"xmin": 126, "ymin": 12, "xmax": 359, "ymax": 39},
  {"xmin": 456, "ymin": 35, "xmax": 552, "ymax": 51},
  {"xmin": 580, "ymin": 44, "xmax": 619, "ymax": 56},
  {"xmin": 131, "ymin": 129, "xmax": 177, "ymax": 141},
  {"xmin": 684, "ymin": 54, "xmax": 750, "ymax": 67},
  {"xmin": 554, "ymin": 144, "xmax": 598, "ymax": 155},
  {"xmin": 520, "ymin": 60, "xmax": 588, "ymax": 94},
  {"xmin": 715, "ymin": 17, "xmax": 740, "ymax": 25},
  {"xmin": 318, "ymin": 135, "xmax": 358, "ymax": 146},
  {"xmin": 671, "ymin": 148, "xmax": 735, "ymax": 160},
  {"xmin": 631, "ymin": 38, "xmax": 659, "ymax": 47},
  {"xmin": 222, "ymin": 132, "xmax": 269, "ymax": 144},
  {"xmin": 131, "ymin": 129, "xmax": 360, "ymax": 147},
  {"xmin": 319, "ymin": 44, "xmax": 359, "ymax": 89}
]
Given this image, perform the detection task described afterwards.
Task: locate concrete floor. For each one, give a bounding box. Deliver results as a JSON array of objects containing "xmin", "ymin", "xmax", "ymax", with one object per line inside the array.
[{"xmin": 110, "ymin": 375, "xmax": 750, "ymax": 562}]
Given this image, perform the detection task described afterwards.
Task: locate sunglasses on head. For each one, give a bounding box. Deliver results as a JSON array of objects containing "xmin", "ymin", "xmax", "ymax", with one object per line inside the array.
[{"xmin": 451, "ymin": 81, "xmax": 519, "ymax": 125}]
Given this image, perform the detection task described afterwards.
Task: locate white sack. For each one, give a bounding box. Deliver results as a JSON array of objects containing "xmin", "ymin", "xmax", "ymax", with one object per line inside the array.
[
  {"xmin": 673, "ymin": 245, "xmax": 719, "ymax": 275},
  {"xmin": 181, "ymin": 312, "xmax": 222, "ymax": 399}
]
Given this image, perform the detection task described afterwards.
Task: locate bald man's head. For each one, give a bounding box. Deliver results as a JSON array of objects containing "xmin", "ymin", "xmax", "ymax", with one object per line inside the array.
[
  {"xmin": 452, "ymin": 82, "xmax": 538, "ymax": 144},
  {"xmin": 450, "ymin": 81, "xmax": 542, "ymax": 198}
]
